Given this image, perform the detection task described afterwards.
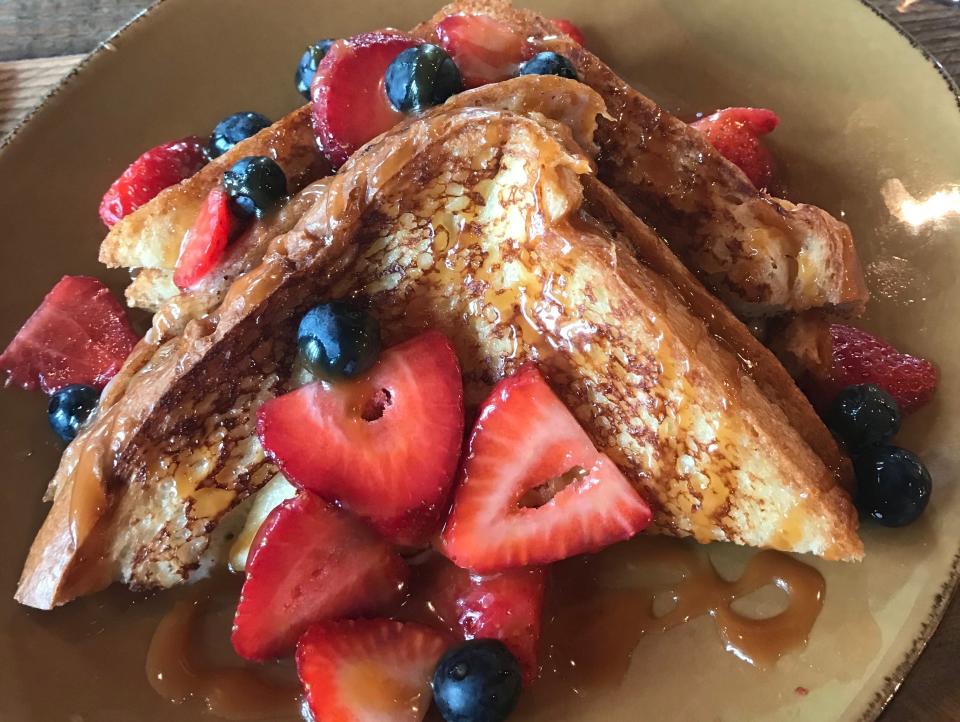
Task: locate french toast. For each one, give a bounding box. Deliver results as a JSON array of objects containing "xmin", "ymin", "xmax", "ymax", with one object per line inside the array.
[
  {"xmin": 99, "ymin": 0, "xmax": 867, "ymax": 321},
  {"xmin": 17, "ymin": 77, "xmax": 860, "ymax": 611}
]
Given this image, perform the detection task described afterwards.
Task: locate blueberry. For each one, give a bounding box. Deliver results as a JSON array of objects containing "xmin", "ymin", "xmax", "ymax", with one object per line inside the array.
[
  {"xmin": 48, "ymin": 385, "xmax": 100, "ymax": 442},
  {"xmin": 296, "ymin": 40, "xmax": 335, "ymax": 99},
  {"xmin": 431, "ymin": 640, "xmax": 521, "ymax": 722},
  {"xmin": 223, "ymin": 156, "xmax": 287, "ymax": 218},
  {"xmin": 207, "ymin": 112, "xmax": 272, "ymax": 160},
  {"xmin": 826, "ymin": 384, "xmax": 901, "ymax": 450},
  {"xmin": 517, "ymin": 51, "xmax": 577, "ymax": 80},
  {"xmin": 385, "ymin": 44, "xmax": 464, "ymax": 113},
  {"xmin": 854, "ymin": 444, "xmax": 931, "ymax": 527},
  {"xmin": 297, "ymin": 301, "xmax": 381, "ymax": 378}
]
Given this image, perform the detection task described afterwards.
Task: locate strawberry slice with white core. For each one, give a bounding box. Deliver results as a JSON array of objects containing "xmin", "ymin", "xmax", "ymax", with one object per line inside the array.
[
  {"xmin": 0, "ymin": 275, "xmax": 138, "ymax": 393},
  {"xmin": 311, "ymin": 31, "xmax": 421, "ymax": 167},
  {"xmin": 231, "ymin": 493, "xmax": 408, "ymax": 661},
  {"xmin": 442, "ymin": 365, "xmax": 651, "ymax": 572},
  {"xmin": 257, "ymin": 330, "xmax": 464, "ymax": 547},
  {"xmin": 435, "ymin": 14, "xmax": 529, "ymax": 88},
  {"xmin": 173, "ymin": 187, "xmax": 238, "ymax": 290},
  {"xmin": 296, "ymin": 619, "xmax": 449, "ymax": 722}
]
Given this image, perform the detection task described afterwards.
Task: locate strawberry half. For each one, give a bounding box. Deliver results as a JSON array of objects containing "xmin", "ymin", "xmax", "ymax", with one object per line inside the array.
[
  {"xmin": 257, "ymin": 330, "xmax": 464, "ymax": 547},
  {"xmin": 296, "ymin": 619, "xmax": 449, "ymax": 722},
  {"xmin": 0, "ymin": 275, "xmax": 138, "ymax": 394},
  {"xmin": 99, "ymin": 136, "xmax": 207, "ymax": 228},
  {"xmin": 442, "ymin": 365, "xmax": 651, "ymax": 572},
  {"xmin": 690, "ymin": 107, "xmax": 779, "ymax": 189},
  {"xmin": 173, "ymin": 187, "xmax": 238, "ymax": 290},
  {"xmin": 231, "ymin": 492, "xmax": 408, "ymax": 661},
  {"xmin": 435, "ymin": 14, "xmax": 529, "ymax": 88},
  {"xmin": 803, "ymin": 324, "xmax": 938, "ymax": 414},
  {"xmin": 550, "ymin": 18, "xmax": 586, "ymax": 46},
  {"xmin": 311, "ymin": 31, "xmax": 421, "ymax": 167}
]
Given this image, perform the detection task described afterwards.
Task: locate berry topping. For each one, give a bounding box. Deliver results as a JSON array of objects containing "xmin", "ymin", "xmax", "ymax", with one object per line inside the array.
[
  {"xmin": 258, "ymin": 330, "xmax": 464, "ymax": 546},
  {"xmin": 826, "ymin": 384, "xmax": 901, "ymax": 451},
  {"xmin": 854, "ymin": 445, "xmax": 931, "ymax": 527},
  {"xmin": 296, "ymin": 619, "xmax": 449, "ymax": 722},
  {"xmin": 173, "ymin": 187, "xmax": 239, "ymax": 290},
  {"xmin": 690, "ymin": 107, "xmax": 780, "ymax": 189},
  {"xmin": 385, "ymin": 44, "xmax": 464, "ymax": 113},
  {"xmin": 550, "ymin": 18, "xmax": 585, "ymax": 46},
  {"xmin": 435, "ymin": 14, "xmax": 528, "ymax": 88},
  {"xmin": 231, "ymin": 492, "xmax": 408, "ymax": 660},
  {"xmin": 98, "ymin": 136, "xmax": 206, "ymax": 227},
  {"xmin": 296, "ymin": 301, "xmax": 382, "ymax": 379},
  {"xmin": 296, "ymin": 40, "xmax": 335, "ymax": 100},
  {"xmin": 206, "ymin": 112, "xmax": 272, "ymax": 160},
  {"xmin": 0, "ymin": 275, "xmax": 138, "ymax": 394},
  {"xmin": 431, "ymin": 640, "xmax": 522, "ymax": 722},
  {"xmin": 222, "ymin": 156, "xmax": 288, "ymax": 218},
  {"xmin": 441, "ymin": 365, "xmax": 651, "ymax": 572},
  {"xmin": 48, "ymin": 384, "xmax": 100, "ymax": 442},
  {"xmin": 517, "ymin": 51, "xmax": 577, "ymax": 80},
  {"xmin": 311, "ymin": 31, "xmax": 421, "ymax": 166}
]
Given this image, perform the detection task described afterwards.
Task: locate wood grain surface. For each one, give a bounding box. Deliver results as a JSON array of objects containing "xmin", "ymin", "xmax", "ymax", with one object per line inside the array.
[{"xmin": 0, "ymin": 0, "xmax": 957, "ymax": 720}]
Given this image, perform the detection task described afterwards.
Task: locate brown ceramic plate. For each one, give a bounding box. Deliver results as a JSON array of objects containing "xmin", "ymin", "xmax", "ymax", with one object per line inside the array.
[{"xmin": 1, "ymin": 1, "xmax": 958, "ymax": 720}]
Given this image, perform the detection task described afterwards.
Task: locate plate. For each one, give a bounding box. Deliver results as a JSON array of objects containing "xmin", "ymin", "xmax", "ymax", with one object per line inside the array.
[{"xmin": 0, "ymin": 1, "xmax": 957, "ymax": 720}]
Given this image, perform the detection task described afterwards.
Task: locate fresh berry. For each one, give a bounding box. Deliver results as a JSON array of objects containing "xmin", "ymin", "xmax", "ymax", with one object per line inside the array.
[
  {"xmin": 258, "ymin": 330, "xmax": 464, "ymax": 546},
  {"xmin": 854, "ymin": 445, "xmax": 931, "ymax": 527},
  {"xmin": 47, "ymin": 384, "xmax": 100, "ymax": 442},
  {"xmin": 222, "ymin": 156, "xmax": 287, "ymax": 217},
  {"xmin": 826, "ymin": 384, "xmax": 901, "ymax": 451},
  {"xmin": 803, "ymin": 324, "xmax": 938, "ymax": 414},
  {"xmin": 231, "ymin": 493, "xmax": 408, "ymax": 660},
  {"xmin": 550, "ymin": 18, "xmax": 585, "ymax": 46},
  {"xmin": 432, "ymin": 640, "xmax": 521, "ymax": 722},
  {"xmin": 296, "ymin": 41, "xmax": 335, "ymax": 99},
  {"xmin": 311, "ymin": 31, "xmax": 422, "ymax": 166},
  {"xmin": 435, "ymin": 14, "xmax": 528, "ymax": 88},
  {"xmin": 517, "ymin": 51, "xmax": 577, "ymax": 80},
  {"xmin": 206, "ymin": 112, "xmax": 272, "ymax": 160},
  {"xmin": 386, "ymin": 44, "xmax": 464, "ymax": 113},
  {"xmin": 173, "ymin": 188, "xmax": 239, "ymax": 290},
  {"xmin": 0, "ymin": 276, "xmax": 138, "ymax": 394},
  {"xmin": 296, "ymin": 619, "xmax": 449, "ymax": 722},
  {"xmin": 296, "ymin": 301, "xmax": 381, "ymax": 379},
  {"xmin": 98, "ymin": 136, "xmax": 207, "ymax": 227},
  {"xmin": 442, "ymin": 365, "xmax": 651, "ymax": 572},
  {"xmin": 420, "ymin": 558, "xmax": 545, "ymax": 686},
  {"xmin": 690, "ymin": 107, "xmax": 779, "ymax": 189}
]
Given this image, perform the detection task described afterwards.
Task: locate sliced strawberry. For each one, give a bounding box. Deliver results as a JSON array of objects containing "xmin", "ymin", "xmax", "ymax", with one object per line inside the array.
[
  {"xmin": 435, "ymin": 14, "xmax": 529, "ymax": 88},
  {"xmin": 231, "ymin": 493, "xmax": 408, "ymax": 660},
  {"xmin": 99, "ymin": 136, "xmax": 207, "ymax": 227},
  {"xmin": 418, "ymin": 556, "xmax": 545, "ymax": 685},
  {"xmin": 0, "ymin": 275, "xmax": 138, "ymax": 394},
  {"xmin": 257, "ymin": 330, "xmax": 464, "ymax": 547},
  {"xmin": 442, "ymin": 365, "xmax": 651, "ymax": 572},
  {"xmin": 802, "ymin": 324, "xmax": 938, "ymax": 414},
  {"xmin": 296, "ymin": 619, "xmax": 449, "ymax": 722},
  {"xmin": 173, "ymin": 188, "xmax": 238, "ymax": 290},
  {"xmin": 690, "ymin": 107, "xmax": 779, "ymax": 189},
  {"xmin": 550, "ymin": 18, "xmax": 585, "ymax": 46},
  {"xmin": 311, "ymin": 31, "xmax": 421, "ymax": 167}
]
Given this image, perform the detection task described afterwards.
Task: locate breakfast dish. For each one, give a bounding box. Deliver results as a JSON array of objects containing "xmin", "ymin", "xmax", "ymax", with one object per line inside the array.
[{"xmin": 0, "ymin": 1, "xmax": 948, "ymax": 721}]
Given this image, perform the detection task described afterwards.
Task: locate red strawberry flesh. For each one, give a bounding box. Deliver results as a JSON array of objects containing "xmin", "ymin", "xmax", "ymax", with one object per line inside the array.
[
  {"xmin": 550, "ymin": 18, "xmax": 585, "ymax": 46},
  {"xmin": 310, "ymin": 31, "xmax": 421, "ymax": 167},
  {"xmin": 442, "ymin": 365, "xmax": 652, "ymax": 572},
  {"xmin": 231, "ymin": 493, "xmax": 408, "ymax": 661},
  {"xmin": 173, "ymin": 188, "xmax": 238, "ymax": 290},
  {"xmin": 257, "ymin": 329, "xmax": 464, "ymax": 547},
  {"xmin": 99, "ymin": 136, "xmax": 207, "ymax": 228},
  {"xmin": 296, "ymin": 619, "xmax": 449, "ymax": 722},
  {"xmin": 435, "ymin": 14, "xmax": 529, "ymax": 88},
  {"xmin": 0, "ymin": 275, "xmax": 138, "ymax": 393},
  {"xmin": 690, "ymin": 107, "xmax": 779, "ymax": 189}
]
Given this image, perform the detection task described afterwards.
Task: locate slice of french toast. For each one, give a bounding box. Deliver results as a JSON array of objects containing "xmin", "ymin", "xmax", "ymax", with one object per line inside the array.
[{"xmin": 17, "ymin": 78, "xmax": 860, "ymax": 610}]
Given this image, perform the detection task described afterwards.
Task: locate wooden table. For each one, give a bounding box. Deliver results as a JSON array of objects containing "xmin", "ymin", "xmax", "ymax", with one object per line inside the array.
[{"xmin": 0, "ymin": 1, "xmax": 957, "ymax": 720}]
